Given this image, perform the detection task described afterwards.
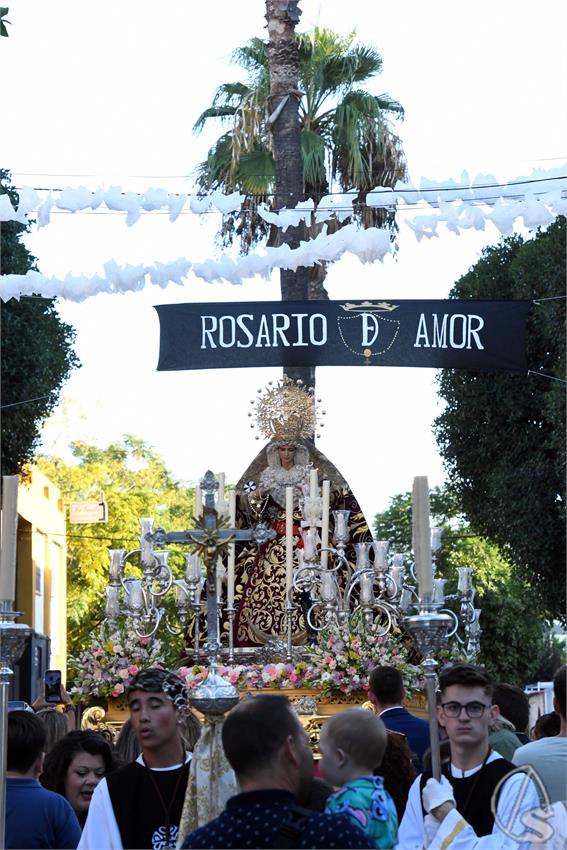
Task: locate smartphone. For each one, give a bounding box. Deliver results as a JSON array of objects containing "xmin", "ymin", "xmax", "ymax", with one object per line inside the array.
[{"xmin": 45, "ymin": 669, "xmax": 62, "ymax": 704}]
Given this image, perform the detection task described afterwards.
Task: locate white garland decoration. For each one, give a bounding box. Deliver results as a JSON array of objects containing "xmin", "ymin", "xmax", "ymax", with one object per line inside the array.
[
  {"xmin": 0, "ymin": 166, "xmax": 565, "ymax": 302},
  {"xmin": 1, "ymin": 165, "xmax": 565, "ymax": 231},
  {"xmin": 0, "ymin": 224, "xmax": 393, "ymax": 302}
]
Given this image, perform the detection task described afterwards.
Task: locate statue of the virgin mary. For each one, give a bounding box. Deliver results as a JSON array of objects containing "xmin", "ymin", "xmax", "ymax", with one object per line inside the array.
[{"xmin": 232, "ymin": 378, "xmax": 372, "ymax": 648}]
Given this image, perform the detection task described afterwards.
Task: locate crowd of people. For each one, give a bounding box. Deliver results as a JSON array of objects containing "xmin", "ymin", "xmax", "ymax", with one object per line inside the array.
[{"xmin": 5, "ymin": 662, "xmax": 566, "ymax": 850}]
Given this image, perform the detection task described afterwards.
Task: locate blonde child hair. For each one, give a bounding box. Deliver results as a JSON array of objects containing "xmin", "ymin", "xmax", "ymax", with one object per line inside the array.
[{"xmin": 322, "ymin": 707, "xmax": 388, "ymax": 772}]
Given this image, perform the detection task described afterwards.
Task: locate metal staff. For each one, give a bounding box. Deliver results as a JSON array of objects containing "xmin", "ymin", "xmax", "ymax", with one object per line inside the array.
[{"xmin": 404, "ymin": 603, "xmax": 452, "ymax": 779}]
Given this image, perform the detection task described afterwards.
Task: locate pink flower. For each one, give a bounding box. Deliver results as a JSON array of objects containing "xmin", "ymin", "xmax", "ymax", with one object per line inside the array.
[
  {"xmin": 127, "ymin": 664, "xmax": 139, "ymax": 676},
  {"xmin": 118, "ymin": 668, "xmax": 130, "ymax": 680},
  {"xmin": 93, "ymin": 648, "xmax": 105, "ymax": 658},
  {"xmin": 112, "ymin": 683, "xmax": 125, "ymax": 697}
]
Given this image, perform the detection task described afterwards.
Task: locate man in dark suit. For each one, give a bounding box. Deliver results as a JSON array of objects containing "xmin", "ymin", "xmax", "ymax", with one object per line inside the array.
[{"xmin": 368, "ymin": 665, "xmax": 430, "ymax": 771}]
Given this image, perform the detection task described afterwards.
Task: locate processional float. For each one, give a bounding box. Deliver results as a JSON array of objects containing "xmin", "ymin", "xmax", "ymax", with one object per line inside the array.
[{"xmin": 99, "ymin": 381, "xmax": 481, "ymax": 782}]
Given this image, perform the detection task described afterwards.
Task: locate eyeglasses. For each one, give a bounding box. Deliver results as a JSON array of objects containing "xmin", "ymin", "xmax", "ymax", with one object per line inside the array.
[{"xmin": 440, "ymin": 701, "xmax": 491, "ymax": 718}]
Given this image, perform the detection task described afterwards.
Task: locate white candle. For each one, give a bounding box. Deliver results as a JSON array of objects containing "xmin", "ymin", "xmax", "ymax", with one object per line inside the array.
[
  {"xmin": 320, "ymin": 480, "xmax": 330, "ymax": 569},
  {"xmin": 309, "ymin": 468, "xmax": 318, "ymax": 500},
  {"xmin": 139, "ymin": 517, "xmax": 154, "ymax": 569},
  {"xmin": 218, "ymin": 472, "xmax": 225, "ymax": 503},
  {"xmin": 227, "ymin": 491, "xmax": 236, "ymax": 608},
  {"xmin": 194, "ymin": 484, "xmax": 202, "ymax": 519},
  {"xmin": 302, "ymin": 528, "xmax": 318, "ymax": 561},
  {"xmin": 216, "ymin": 555, "xmax": 223, "ymax": 606},
  {"xmin": 285, "ymin": 486, "xmax": 294, "ymax": 598},
  {"xmin": 412, "ymin": 476, "xmax": 433, "ymax": 598},
  {"xmin": 0, "ymin": 476, "xmax": 19, "ymax": 601}
]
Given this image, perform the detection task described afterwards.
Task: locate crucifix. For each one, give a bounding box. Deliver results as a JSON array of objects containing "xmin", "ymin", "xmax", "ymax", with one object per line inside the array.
[{"xmin": 149, "ymin": 470, "xmax": 275, "ymax": 664}]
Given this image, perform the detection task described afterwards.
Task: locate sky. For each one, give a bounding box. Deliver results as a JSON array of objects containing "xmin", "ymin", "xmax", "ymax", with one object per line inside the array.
[{"xmin": 1, "ymin": 0, "xmax": 565, "ymax": 523}]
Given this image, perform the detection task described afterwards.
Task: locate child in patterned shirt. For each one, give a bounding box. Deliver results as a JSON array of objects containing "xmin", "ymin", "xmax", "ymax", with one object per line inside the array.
[{"xmin": 319, "ymin": 708, "xmax": 398, "ymax": 849}]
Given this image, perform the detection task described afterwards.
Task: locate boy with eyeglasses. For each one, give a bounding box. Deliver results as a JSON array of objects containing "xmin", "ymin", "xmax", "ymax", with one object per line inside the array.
[{"xmin": 396, "ymin": 664, "xmax": 541, "ymax": 849}]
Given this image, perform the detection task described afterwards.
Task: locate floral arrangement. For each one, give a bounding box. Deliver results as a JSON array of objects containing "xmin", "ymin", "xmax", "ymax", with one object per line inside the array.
[
  {"xmin": 68, "ymin": 625, "xmax": 167, "ymax": 702},
  {"xmin": 178, "ymin": 660, "xmax": 320, "ymax": 692},
  {"xmin": 69, "ymin": 617, "xmax": 423, "ymax": 702},
  {"xmin": 306, "ymin": 616, "xmax": 422, "ymax": 697}
]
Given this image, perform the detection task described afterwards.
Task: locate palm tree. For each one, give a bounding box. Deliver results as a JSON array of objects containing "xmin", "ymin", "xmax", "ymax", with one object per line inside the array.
[
  {"xmin": 193, "ymin": 26, "xmax": 408, "ymax": 298},
  {"xmin": 263, "ymin": 0, "xmax": 310, "ymax": 388}
]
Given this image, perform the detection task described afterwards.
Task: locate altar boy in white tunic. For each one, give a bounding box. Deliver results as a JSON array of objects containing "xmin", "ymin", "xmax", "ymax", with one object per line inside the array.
[
  {"xmin": 396, "ymin": 663, "xmax": 541, "ymax": 850},
  {"xmin": 78, "ymin": 668, "xmax": 192, "ymax": 850}
]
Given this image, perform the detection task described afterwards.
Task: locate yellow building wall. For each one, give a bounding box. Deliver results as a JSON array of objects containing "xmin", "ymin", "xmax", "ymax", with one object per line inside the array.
[{"xmin": 15, "ymin": 467, "xmax": 67, "ymax": 675}]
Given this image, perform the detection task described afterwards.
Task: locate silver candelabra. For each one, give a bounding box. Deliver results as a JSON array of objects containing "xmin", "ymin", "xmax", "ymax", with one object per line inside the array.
[
  {"xmin": 101, "ymin": 470, "xmax": 275, "ymax": 666},
  {"xmin": 285, "ymin": 519, "xmax": 481, "ymax": 664}
]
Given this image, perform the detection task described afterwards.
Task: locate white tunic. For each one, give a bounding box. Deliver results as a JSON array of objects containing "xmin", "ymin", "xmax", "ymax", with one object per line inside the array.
[{"xmin": 395, "ymin": 751, "xmax": 541, "ymax": 850}]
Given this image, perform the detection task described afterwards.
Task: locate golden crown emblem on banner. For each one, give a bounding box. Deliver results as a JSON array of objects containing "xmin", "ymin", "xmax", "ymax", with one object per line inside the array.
[{"xmin": 341, "ymin": 301, "xmax": 399, "ymax": 312}]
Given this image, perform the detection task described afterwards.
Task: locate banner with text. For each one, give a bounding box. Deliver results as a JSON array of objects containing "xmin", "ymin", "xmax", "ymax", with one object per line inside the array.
[{"xmin": 155, "ymin": 299, "xmax": 531, "ymax": 372}]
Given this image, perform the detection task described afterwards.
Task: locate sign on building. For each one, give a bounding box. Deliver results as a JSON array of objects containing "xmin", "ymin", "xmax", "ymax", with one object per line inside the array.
[{"xmin": 69, "ymin": 499, "xmax": 108, "ymax": 524}]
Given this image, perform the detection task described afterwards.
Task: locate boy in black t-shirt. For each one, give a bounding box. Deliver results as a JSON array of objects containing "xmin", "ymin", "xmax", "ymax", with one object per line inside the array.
[{"xmin": 78, "ymin": 668, "xmax": 191, "ymax": 850}]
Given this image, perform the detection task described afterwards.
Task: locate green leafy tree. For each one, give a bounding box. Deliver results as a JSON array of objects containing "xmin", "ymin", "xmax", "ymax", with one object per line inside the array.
[
  {"xmin": 193, "ymin": 25, "xmax": 407, "ymax": 298},
  {"xmin": 1, "ymin": 169, "xmax": 80, "ymax": 475},
  {"xmin": 37, "ymin": 436, "xmax": 198, "ymax": 663},
  {"xmin": 433, "ymin": 217, "xmax": 566, "ymax": 621},
  {"xmin": 374, "ymin": 487, "xmax": 550, "ymax": 685},
  {"xmin": 0, "ymin": 7, "xmax": 11, "ymax": 37}
]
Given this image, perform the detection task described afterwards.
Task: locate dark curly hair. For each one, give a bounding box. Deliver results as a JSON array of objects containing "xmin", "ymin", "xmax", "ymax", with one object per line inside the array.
[
  {"xmin": 377, "ymin": 730, "xmax": 416, "ymax": 821},
  {"xmin": 40, "ymin": 730, "xmax": 116, "ymax": 798}
]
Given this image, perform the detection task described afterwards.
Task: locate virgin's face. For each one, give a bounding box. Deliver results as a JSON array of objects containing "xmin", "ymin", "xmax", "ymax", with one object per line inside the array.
[{"xmin": 278, "ymin": 445, "xmax": 295, "ymax": 469}]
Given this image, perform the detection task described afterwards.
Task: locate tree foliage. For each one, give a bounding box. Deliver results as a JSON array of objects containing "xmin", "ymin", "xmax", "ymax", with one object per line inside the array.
[
  {"xmin": 193, "ymin": 27, "xmax": 407, "ymax": 270},
  {"xmin": 433, "ymin": 217, "xmax": 566, "ymax": 621},
  {"xmin": 37, "ymin": 436, "xmax": 196, "ymax": 662},
  {"xmin": 0, "ymin": 7, "xmax": 11, "ymax": 38},
  {"xmin": 373, "ymin": 487, "xmax": 551, "ymax": 685},
  {"xmin": 1, "ymin": 169, "xmax": 80, "ymax": 475}
]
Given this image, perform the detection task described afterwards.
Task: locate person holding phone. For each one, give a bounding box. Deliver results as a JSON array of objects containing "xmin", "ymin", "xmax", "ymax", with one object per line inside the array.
[
  {"xmin": 45, "ymin": 669, "xmax": 63, "ymax": 703},
  {"xmin": 33, "ymin": 672, "xmax": 77, "ymax": 732}
]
